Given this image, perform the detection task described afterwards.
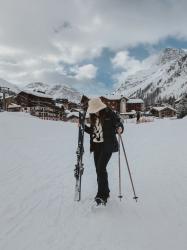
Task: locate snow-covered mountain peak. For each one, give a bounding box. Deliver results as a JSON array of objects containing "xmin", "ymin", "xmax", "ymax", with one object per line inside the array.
[
  {"xmin": 24, "ymin": 82, "xmax": 50, "ymax": 93},
  {"xmin": 24, "ymin": 82, "xmax": 82, "ymax": 103},
  {"xmin": 114, "ymin": 48, "xmax": 187, "ymax": 105},
  {"xmin": 156, "ymin": 48, "xmax": 186, "ymax": 65},
  {"xmin": 0, "ymin": 78, "xmax": 20, "ymax": 93}
]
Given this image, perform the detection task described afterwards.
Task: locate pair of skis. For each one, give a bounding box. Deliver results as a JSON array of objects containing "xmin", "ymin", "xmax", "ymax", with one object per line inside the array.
[{"xmin": 74, "ymin": 109, "xmax": 86, "ymax": 201}]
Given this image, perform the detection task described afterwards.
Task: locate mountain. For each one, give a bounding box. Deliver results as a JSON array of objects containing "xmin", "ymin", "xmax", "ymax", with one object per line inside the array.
[
  {"xmin": 114, "ymin": 48, "xmax": 187, "ymax": 105},
  {"xmin": 24, "ymin": 82, "xmax": 50, "ymax": 94},
  {"xmin": 0, "ymin": 78, "xmax": 20, "ymax": 94},
  {"xmin": 24, "ymin": 82, "xmax": 82, "ymax": 103}
]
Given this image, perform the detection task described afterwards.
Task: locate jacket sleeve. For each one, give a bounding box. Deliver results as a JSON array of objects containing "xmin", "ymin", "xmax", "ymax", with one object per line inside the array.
[
  {"xmin": 111, "ymin": 111, "xmax": 124, "ymax": 134},
  {"xmin": 84, "ymin": 124, "xmax": 92, "ymax": 134}
]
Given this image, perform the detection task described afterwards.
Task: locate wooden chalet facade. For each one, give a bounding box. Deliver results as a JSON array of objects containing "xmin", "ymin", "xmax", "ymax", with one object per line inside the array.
[
  {"xmin": 55, "ymin": 98, "xmax": 69, "ymax": 109},
  {"xmin": 16, "ymin": 91, "xmax": 55, "ymax": 108},
  {"xmin": 30, "ymin": 105, "xmax": 64, "ymax": 120},
  {"xmin": 15, "ymin": 91, "xmax": 65, "ymax": 120},
  {"xmin": 7, "ymin": 103, "xmax": 21, "ymax": 112},
  {"xmin": 2, "ymin": 96, "xmax": 16, "ymax": 110},
  {"xmin": 126, "ymin": 99, "xmax": 144, "ymax": 112},
  {"xmin": 150, "ymin": 106, "xmax": 176, "ymax": 118},
  {"xmin": 55, "ymin": 98, "xmax": 79, "ymax": 110}
]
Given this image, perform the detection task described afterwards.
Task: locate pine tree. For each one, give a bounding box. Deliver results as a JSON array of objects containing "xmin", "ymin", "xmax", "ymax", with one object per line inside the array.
[{"xmin": 177, "ymin": 94, "xmax": 187, "ymax": 118}]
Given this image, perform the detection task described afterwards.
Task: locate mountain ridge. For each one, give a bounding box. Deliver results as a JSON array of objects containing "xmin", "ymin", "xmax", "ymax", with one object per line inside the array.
[
  {"xmin": 114, "ymin": 48, "xmax": 187, "ymax": 105},
  {"xmin": 24, "ymin": 82, "xmax": 82, "ymax": 103},
  {"xmin": 0, "ymin": 79, "xmax": 82, "ymax": 103}
]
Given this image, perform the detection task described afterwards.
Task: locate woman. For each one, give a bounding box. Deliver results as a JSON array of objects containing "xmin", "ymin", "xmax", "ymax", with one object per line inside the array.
[{"xmin": 85, "ymin": 98, "xmax": 124, "ymax": 205}]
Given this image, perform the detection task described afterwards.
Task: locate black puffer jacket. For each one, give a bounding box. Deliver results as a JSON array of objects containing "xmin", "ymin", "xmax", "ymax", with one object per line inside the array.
[{"xmin": 85, "ymin": 108, "xmax": 124, "ymax": 153}]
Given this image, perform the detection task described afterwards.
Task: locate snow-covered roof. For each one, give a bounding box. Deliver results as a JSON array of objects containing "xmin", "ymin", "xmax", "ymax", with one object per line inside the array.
[
  {"xmin": 102, "ymin": 94, "xmax": 128, "ymax": 100},
  {"xmin": 8, "ymin": 103, "xmax": 21, "ymax": 109},
  {"xmin": 127, "ymin": 99, "xmax": 144, "ymax": 104},
  {"xmin": 21, "ymin": 90, "xmax": 52, "ymax": 99},
  {"xmin": 55, "ymin": 103, "xmax": 64, "ymax": 108},
  {"xmin": 67, "ymin": 112, "xmax": 79, "ymax": 118},
  {"xmin": 5, "ymin": 95, "xmax": 14, "ymax": 99},
  {"xmin": 152, "ymin": 106, "xmax": 176, "ymax": 112},
  {"xmin": 120, "ymin": 110, "xmax": 136, "ymax": 115}
]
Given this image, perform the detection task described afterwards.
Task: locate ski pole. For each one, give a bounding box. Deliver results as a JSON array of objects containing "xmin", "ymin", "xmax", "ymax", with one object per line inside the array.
[
  {"xmin": 119, "ymin": 134, "xmax": 138, "ymax": 202},
  {"xmin": 118, "ymin": 134, "xmax": 123, "ymax": 200}
]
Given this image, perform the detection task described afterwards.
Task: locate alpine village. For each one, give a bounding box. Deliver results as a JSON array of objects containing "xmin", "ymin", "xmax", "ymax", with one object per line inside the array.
[{"xmin": 1, "ymin": 48, "xmax": 187, "ymax": 122}]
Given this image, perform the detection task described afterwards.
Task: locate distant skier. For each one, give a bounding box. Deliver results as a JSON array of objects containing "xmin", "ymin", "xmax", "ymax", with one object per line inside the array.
[
  {"xmin": 136, "ymin": 111, "xmax": 141, "ymax": 123},
  {"xmin": 84, "ymin": 98, "xmax": 124, "ymax": 206}
]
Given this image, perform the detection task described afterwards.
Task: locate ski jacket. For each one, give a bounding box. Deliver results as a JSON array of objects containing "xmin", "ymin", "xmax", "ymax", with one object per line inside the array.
[{"xmin": 85, "ymin": 108, "xmax": 124, "ymax": 153}]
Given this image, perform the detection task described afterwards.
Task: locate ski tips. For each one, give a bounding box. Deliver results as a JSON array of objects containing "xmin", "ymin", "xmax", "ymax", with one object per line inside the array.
[{"xmin": 133, "ymin": 196, "xmax": 138, "ymax": 202}]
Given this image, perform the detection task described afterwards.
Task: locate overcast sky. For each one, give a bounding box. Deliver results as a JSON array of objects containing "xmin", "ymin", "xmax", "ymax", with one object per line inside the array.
[{"xmin": 1, "ymin": 0, "xmax": 187, "ymax": 95}]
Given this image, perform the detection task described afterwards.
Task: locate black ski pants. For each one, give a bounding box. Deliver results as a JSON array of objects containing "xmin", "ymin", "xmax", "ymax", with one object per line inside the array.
[{"xmin": 93, "ymin": 142, "xmax": 112, "ymax": 199}]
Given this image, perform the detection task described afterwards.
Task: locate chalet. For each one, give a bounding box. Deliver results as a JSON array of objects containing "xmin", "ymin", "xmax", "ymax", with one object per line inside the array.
[
  {"xmin": 66, "ymin": 112, "xmax": 79, "ymax": 123},
  {"xmin": 150, "ymin": 106, "xmax": 176, "ymax": 118},
  {"xmin": 16, "ymin": 91, "xmax": 55, "ymax": 108},
  {"xmin": 120, "ymin": 110, "xmax": 137, "ymax": 119},
  {"xmin": 55, "ymin": 98, "xmax": 69, "ymax": 109},
  {"xmin": 30, "ymin": 105, "xmax": 64, "ymax": 120},
  {"xmin": 14, "ymin": 91, "xmax": 67, "ymax": 120},
  {"xmin": 5, "ymin": 96, "xmax": 16, "ymax": 110},
  {"xmin": 7, "ymin": 103, "xmax": 21, "ymax": 112},
  {"xmin": 81, "ymin": 95, "xmax": 144, "ymax": 114},
  {"xmin": 126, "ymin": 99, "xmax": 144, "ymax": 112},
  {"xmin": 68, "ymin": 102, "xmax": 79, "ymax": 110}
]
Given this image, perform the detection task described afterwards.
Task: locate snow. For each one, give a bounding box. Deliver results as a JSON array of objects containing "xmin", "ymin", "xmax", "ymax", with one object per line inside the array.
[
  {"xmin": 24, "ymin": 82, "xmax": 82, "ymax": 104},
  {"xmin": 127, "ymin": 98, "xmax": 144, "ymax": 104},
  {"xmin": 152, "ymin": 106, "xmax": 176, "ymax": 112},
  {"xmin": 102, "ymin": 94, "xmax": 128, "ymax": 100},
  {"xmin": 67, "ymin": 111, "xmax": 79, "ymax": 118},
  {"xmin": 0, "ymin": 112, "xmax": 187, "ymax": 250},
  {"xmin": 0, "ymin": 78, "xmax": 20, "ymax": 93},
  {"xmin": 120, "ymin": 110, "xmax": 136, "ymax": 115},
  {"xmin": 115, "ymin": 48, "xmax": 187, "ymax": 101},
  {"xmin": 8, "ymin": 103, "xmax": 21, "ymax": 108},
  {"xmin": 21, "ymin": 90, "xmax": 52, "ymax": 99}
]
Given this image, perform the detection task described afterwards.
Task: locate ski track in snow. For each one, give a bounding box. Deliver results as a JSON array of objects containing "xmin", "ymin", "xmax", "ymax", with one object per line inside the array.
[{"xmin": 0, "ymin": 112, "xmax": 187, "ymax": 250}]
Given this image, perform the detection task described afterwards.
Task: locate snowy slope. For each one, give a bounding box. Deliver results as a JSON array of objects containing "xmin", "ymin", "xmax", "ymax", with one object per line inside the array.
[
  {"xmin": 115, "ymin": 48, "xmax": 187, "ymax": 102},
  {"xmin": 24, "ymin": 82, "xmax": 82, "ymax": 103},
  {"xmin": 0, "ymin": 78, "xmax": 20, "ymax": 93},
  {"xmin": 0, "ymin": 112, "xmax": 187, "ymax": 250}
]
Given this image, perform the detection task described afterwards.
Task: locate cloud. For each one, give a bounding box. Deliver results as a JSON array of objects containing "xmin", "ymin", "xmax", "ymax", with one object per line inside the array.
[
  {"xmin": 1, "ymin": 0, "xmax": 187, "ymax": 57},
  {"xmin": 53, "ymin": 42, "xmax": 102, "ymax": 64},
  {"xmin": 111, "ymin": 50, "xmax": 158, "ymax": 88},
  {"xmin": 71, "ymin": 64, "xmax": 97, "ymax": 80},
  {"xmin": 0, "ymin": 0, "xmax": 187, "ymax": 92},
  {"xmin": 0, "ymin": 45, "xmax": 24, "ymax": 56},
  {"xmin": 112, "ymin": 51, "xmax": 143, "ymax": 73},
  {"xmin": 111, "ymin": 50, "xmax": 147, "ymax": 86}
]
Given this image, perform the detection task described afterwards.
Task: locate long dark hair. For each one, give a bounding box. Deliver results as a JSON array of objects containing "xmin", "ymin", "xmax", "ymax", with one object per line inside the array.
[{"xmin": 90, "ymin": 108, "xmax": 106, "ymax": 127}]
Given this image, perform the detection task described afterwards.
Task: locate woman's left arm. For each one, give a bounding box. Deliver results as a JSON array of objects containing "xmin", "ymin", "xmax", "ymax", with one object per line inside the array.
[{"xmin": 112, "ymin": 111, "xmax": 124, "ymax": 134}]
